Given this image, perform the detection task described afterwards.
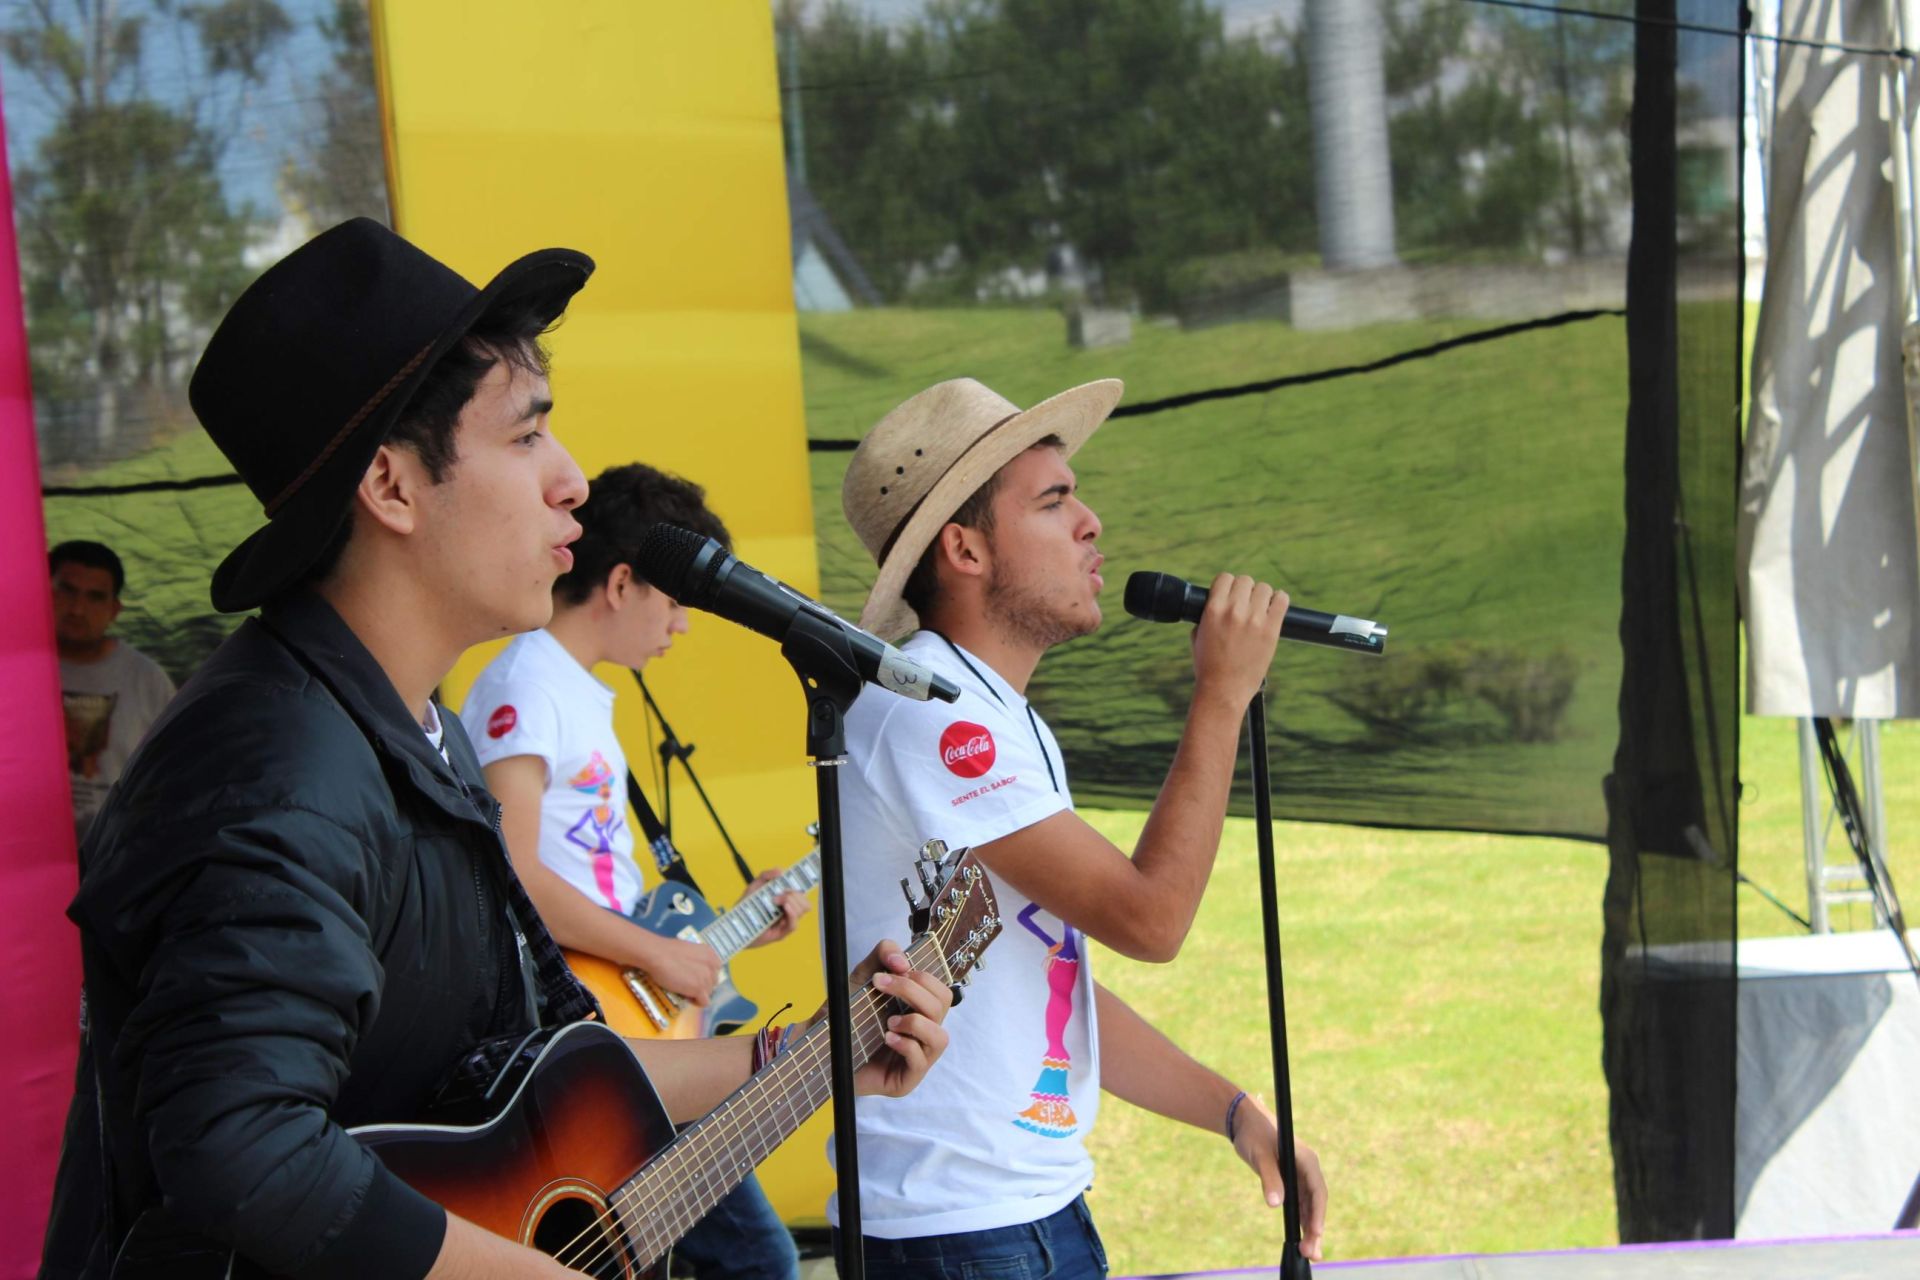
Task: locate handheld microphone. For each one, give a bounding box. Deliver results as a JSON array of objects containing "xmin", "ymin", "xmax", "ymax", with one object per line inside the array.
[
  {"xmin": 1123, "ymin": 570, "xmax": 1388, "ymax": 656},
  {"xmin": 636, "ymin": 524, "xmax": 962, "ymax": 703}
]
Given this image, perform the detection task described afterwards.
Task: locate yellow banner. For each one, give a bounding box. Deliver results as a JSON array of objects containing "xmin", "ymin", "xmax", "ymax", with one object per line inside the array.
[{"xmin": 373, "ymin": 0, "xmax": 832, "ymax": 1223}]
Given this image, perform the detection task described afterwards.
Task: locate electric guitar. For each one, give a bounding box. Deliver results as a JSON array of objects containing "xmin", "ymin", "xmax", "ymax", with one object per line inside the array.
[
  {"xmin": 350, "ymin": 841, "xmax": 998, "ymax": 1278},
  {"xmin": 565, "ymin": 849, "xmax": 823, "ymax": 1038}
]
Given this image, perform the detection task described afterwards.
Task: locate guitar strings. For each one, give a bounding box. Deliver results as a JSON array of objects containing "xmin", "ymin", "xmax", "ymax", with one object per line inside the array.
[
  {"xmin": 590, "ymin": 965, "xmax": 924, "ymax": 1272},
  {"xmin": 555, "ymin": 931, "xmax": 953, "ymax": 1276},
  {"xmin": 557, "ymin": 930, "xmax": 954, "ymax": 1276},
  {"xmin": 550, "ymin": 905, "xmax": 972, "ymax": 1275}
]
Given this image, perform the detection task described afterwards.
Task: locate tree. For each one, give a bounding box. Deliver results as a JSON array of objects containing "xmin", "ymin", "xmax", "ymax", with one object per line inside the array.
[
  {"xmin": 280, "ymin": 0, "xmax": 386, "ymax": 230},
  {"xmin": 1385, "ymin": 1, "xmax": 1631, "ymax": 258},
  {"xmin": 5, "ymin": 0, "xmax": 290, "ymax": 464}
]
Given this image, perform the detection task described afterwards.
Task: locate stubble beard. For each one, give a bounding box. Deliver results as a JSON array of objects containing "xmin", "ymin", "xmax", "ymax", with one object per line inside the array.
[{"xmin": 983, "ymin": 561, "xmax": 1098, "ymax": 652}]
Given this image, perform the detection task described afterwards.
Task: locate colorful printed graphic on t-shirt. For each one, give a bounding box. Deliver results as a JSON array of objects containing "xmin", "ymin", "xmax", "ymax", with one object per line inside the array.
[
  {"xmin": 62, "ymin": 690, "xmax": 117, "ymax": 777},
  {"xmin": 564, "ymin": 751, "xmax": 626, "ymax": 910},
  {"xmin": 1013, "ymin": 902, "xmax": 1080, "ymax": 1139}
]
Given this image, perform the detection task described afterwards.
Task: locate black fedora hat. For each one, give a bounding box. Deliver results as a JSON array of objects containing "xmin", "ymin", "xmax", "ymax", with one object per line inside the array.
[{"xmin": 191, "ymin": 218, "xmax": 595, "ymax": 613}]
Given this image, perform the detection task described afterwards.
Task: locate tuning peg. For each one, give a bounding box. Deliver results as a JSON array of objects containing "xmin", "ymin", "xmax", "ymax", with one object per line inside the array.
[{"xmin": 899, "ymin": 877, "xmax": 923, "ymax": 912}]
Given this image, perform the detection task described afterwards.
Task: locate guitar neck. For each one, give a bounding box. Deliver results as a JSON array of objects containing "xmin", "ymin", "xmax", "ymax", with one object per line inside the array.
[
  {"xmin": 608, "ymin": 933, "xmax": 944, "ymax": 1266},
  {"xmin": 699, "ymin": 853, "xmax": 821, "ymax": 963}
]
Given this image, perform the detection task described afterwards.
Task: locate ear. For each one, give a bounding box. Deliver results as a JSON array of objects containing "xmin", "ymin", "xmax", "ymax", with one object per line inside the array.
[
  {"xmin": 106, "ymin": 596, "xmax": 124, "ymax": 624},
  {"xmin": 355, "ymin": 443, "xmax": 428, "ymax": 536},
  {"xmin": 605, "ymin": 562, "xmax": 637, "ymax": 608},
  {"xmin": 937, "ymin": 522, "xmax": 989, "ymax": 582}
]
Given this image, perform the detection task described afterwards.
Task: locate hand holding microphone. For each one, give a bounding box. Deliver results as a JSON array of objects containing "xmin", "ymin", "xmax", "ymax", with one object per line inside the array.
[
  {"xmin": 1125, "ymin": 570, "xmax": 1388, "ymax": 661},
  {"xmin": 1186, "ymin": 574, "xmax": 1292, "ymax": 714}
]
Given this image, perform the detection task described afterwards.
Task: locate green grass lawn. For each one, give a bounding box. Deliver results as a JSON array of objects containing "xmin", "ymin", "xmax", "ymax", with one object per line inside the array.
[
  {"xmin": 804, "ymin": 305, "xmax": 1638, "ymax": 838},
  {"xmin": 1073, "ymin": 708, "xmax": 1915, "ymax": 1274}
]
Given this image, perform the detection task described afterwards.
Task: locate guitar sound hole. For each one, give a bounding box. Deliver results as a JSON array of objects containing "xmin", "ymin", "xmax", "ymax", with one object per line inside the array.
[{"xmin": 532, "ymin": 1196, "xmax": 629, "ymax": 1279}]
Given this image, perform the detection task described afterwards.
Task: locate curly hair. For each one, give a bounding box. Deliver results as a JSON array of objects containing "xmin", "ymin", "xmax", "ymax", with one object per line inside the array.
[{"xmin": 554, "ymin": 463, "xmax": 732, "ymax": 606}]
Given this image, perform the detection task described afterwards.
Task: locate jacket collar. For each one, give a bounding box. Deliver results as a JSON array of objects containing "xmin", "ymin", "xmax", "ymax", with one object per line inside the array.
[{"xmin": 258, "ymin": 591, "xmax": 493, "ymax": 825}]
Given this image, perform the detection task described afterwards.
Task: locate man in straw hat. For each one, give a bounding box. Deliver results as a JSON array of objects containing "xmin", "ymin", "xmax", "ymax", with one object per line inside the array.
[
  {"xmin": 828, "ymin": 377, "xmax": 1327, "ymax": 1276},
  {"xmin": 41, "ymin": 220, "xmax": 952, "ymax": 1280}
]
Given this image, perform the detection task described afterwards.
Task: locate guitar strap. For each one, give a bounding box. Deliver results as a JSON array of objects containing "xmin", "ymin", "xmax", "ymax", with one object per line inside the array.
[{"xmin": 625, "ymin": 768, "xmax": 706, "ymax": 893}]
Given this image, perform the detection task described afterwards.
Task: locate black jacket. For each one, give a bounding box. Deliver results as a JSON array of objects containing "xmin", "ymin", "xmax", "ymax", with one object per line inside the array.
[{"xmin": 41, "ymin": 593, "xmax": 590, "ymax": 1279}]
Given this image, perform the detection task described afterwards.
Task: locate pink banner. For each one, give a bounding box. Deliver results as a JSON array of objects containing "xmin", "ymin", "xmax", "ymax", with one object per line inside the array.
[{"xmin": 0, "ymin": 69, "xmax": 83, "ymax": 1274}]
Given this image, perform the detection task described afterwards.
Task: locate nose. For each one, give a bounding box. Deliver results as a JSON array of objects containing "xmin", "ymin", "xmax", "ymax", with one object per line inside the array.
[
  {"xmin": 551, "ymin": 438, "xmax": 589, "ymax": 510},
  {"xmin": 670, "ymin": 606, "xmax": 690, "ymax": 636},
  {"xmin": 1076, "ymin": 497, "xmax": 1102, "ymax": 542}
]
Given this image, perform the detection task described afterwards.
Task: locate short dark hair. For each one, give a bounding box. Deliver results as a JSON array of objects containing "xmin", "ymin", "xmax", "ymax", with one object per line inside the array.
[
  {"xmin": 553, "ymin": 463, "xmax": 732, "ymax": 607},
  {"xmin": 292, "ymin": 297, "xmax": 561, "ymax": 595},
  {"xmin": 50, "ymin": 540, "xmax": 125, "ymax": 596},
  {"xmin": 899, "ymin": 435, "xmax": 1062, "ymax": 619}
]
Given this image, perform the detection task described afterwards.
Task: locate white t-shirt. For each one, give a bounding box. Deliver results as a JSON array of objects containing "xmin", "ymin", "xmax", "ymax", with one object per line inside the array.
[
  {"xmin": 831, "ymin": 630, "xmax": 1099, "ymax": 1239},
  {"xmin": 61, "ymin": 639, "xmax": 176, "ymax": 840},
  {"xmin": 463, "ymin": 629, "xmax": 646, "ymax": 915}
]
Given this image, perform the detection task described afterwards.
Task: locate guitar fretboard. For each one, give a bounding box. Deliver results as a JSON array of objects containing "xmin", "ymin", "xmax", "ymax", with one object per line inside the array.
[
  {"xmin": 699, "ymin": 852, "xmax": 821, "ymax": 964},
  {"xmin": 606, "ymin": 933, "xmax": 947, "ymax": 1269}
]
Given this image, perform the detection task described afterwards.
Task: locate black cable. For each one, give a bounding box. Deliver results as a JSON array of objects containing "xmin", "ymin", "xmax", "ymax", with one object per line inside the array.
[
  {"xmin": 1811, "ymin": 718, "xmax": 1920, "ymax": 984},
  {"xmin": 43, "ymin": 472, "xmax": 246, "ymax": 498},
  {"xmin": 1466, "ymin": 0, "xmax": 1907, "ymax": 60},
  {"xmin": 805, "ymin": 307, "xmax": 1625, "ymax": 450}
]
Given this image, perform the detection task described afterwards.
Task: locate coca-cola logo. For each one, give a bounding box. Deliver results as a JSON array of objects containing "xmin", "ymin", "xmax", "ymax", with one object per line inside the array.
[
  {"xmin": 939, "ymin": 721, "xmax": 996, "ymax": 778},
  {"xmin": 487, "ymin": 705, "xmax": 518, "ymax": 739}
]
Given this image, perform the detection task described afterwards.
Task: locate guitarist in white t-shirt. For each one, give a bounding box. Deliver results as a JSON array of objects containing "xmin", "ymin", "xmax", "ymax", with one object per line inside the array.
[
  {"xmin": 465, "ymin": 462, "xmax": 812, "ymax": 1280},
  {"xmin": 831, "ymin": 379, "xmax": 1330, "ymax": 1278}
]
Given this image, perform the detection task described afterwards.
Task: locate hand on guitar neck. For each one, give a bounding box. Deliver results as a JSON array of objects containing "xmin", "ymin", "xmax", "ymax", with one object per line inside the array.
[{"xmin": 739, "ymin": 865, "xmax": 811, "ymax": 949}]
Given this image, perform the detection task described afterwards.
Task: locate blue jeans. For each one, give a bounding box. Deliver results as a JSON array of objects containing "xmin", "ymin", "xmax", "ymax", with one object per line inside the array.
[
  {"xmin": 672, "ymin": 1172, "xmax": 800, "ymax": 1280},
  {"xmin": 832, "ymin": 1196, "xmax": 1108, "ymax": 1280}
]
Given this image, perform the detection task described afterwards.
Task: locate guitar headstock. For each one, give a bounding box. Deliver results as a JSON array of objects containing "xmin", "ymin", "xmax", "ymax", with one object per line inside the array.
[{"xmin": 901, "ymin": 839, "xmax": 1002, "ymax": 992}]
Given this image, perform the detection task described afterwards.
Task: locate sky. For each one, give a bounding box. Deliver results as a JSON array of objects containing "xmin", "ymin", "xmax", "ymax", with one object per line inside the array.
[{"xmin": 0, "ymin": 0, "xmax": 349, "ymax": 220}]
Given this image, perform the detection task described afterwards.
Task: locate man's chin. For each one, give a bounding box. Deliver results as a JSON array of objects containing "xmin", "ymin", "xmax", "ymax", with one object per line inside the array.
[{"xmin": 498, "ymin": 592, "xmax": 556, "ymax": 638}]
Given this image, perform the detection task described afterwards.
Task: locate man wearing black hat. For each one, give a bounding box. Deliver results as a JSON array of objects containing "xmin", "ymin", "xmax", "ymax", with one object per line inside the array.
[{"xmin": 38, "ymin": 220, "xmax": 952, "ymax": 1280}]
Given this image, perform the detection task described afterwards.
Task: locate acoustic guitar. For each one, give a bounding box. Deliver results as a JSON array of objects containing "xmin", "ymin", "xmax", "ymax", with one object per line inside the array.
[
  {"xmin": 350, "ymin": 840, "xmax": 997, "ymax": 1278},
  {"xmin": 565, "ymin": 850, "xmax": 823, "ymax": 1038}
]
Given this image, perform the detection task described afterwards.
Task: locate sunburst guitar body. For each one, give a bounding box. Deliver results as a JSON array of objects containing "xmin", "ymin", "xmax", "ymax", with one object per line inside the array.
[{"xmin": 352, "ymin": 842, "xmax": 995, "ymax": 1278}]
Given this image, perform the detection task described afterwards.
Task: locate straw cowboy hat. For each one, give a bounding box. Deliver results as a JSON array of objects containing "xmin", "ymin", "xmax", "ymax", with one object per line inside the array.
[
  {"xmin": 843, "ymin": 377, "xmax": 1124, "ymax": 639},
  {"xmin": 191, "ymin": 218, "xmax": 594, "ymax": 612}
]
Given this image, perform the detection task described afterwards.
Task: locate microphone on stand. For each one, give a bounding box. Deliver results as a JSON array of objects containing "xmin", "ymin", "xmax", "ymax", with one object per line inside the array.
[
  {"xmin": 1123, "ymin": 570, "xmax": 1388, "ymax": 656},
  {"xmin": 635, "ymin": 523, "xmax": 962, "ymax": 703}
]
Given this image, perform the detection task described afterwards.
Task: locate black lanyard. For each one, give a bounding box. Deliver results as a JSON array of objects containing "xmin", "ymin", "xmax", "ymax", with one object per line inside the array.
[{"xmin": 928, "ymin": 632, "xmax": 1061, "ymax": 795}]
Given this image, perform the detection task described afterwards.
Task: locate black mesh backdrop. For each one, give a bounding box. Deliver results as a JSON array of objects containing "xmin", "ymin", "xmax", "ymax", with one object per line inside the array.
[
  {"xmin": 791, "ymin": 0, "xmax": 1745, "ymax": 1239},
  {"xmin": 790, "ymin": 0, "xmax": 1740, "ymax": 844},
  {"xmin": 1598, "ymin": 0, "xmax": 1742, "ymax": 1243}
]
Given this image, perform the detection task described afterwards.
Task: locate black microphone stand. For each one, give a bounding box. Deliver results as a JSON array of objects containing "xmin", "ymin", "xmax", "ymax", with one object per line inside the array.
[
  {"xmin": 778, "ymin": 609, "xmax": 869, "ymax": 1280},
  {"xmin": 631, "ymin": 671, "xmax": 755, "ymax": 886},
  {"xmin": 1247, "ymin": 683, "xmax": 1310, "ymax": 1279}
]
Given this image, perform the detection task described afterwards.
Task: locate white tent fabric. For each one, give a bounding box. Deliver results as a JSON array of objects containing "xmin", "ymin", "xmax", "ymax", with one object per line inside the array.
[{"xmin": 1740, "ymin": 0, "xmax": 1920, "ymax": 718}]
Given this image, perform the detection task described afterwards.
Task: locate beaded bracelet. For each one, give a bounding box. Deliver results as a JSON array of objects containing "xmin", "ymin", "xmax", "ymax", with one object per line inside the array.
[
  {"xmin": 1225, "ymin": 1089, "xmax": 1249, "ymax": 1143},
  {"xmin": 751, "ymin": 1023, "xmax": 790, "ymax": 1074}
]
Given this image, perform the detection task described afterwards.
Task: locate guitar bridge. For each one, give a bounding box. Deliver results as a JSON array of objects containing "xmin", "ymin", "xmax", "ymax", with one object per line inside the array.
[{"xmin": 621, "ymin": 968, "xmax": 680, "ymax": 1032}]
